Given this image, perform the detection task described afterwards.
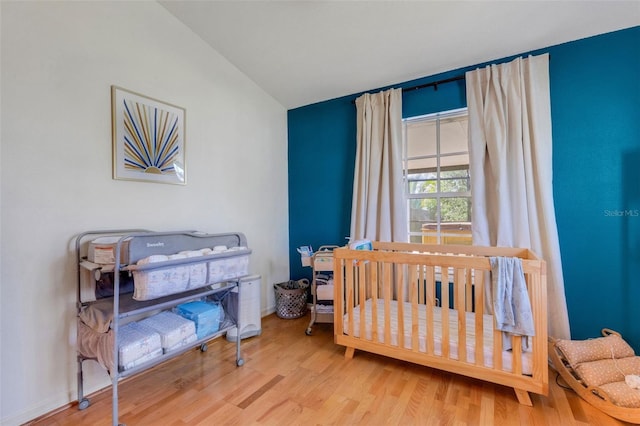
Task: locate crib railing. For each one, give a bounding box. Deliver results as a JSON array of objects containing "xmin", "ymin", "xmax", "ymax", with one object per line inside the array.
[{"xmin": 333, "ymin": 242, "xmax": 548, "ymax": 405}]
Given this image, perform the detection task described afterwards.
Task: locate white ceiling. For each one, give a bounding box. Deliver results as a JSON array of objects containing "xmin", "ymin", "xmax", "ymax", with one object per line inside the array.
[{"xmin": 160, "ymin": 1, "xmax": 640, "ymax": 110}]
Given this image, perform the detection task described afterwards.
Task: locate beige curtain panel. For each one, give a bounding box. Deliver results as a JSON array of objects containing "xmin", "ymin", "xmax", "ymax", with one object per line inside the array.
[
  {"xmin": 350, "ymin": 88, "xmax": 407, "ymax": 242},
  {"xmin": 466, "ymin": 53, "xmax": 571, "ymax": 340}
]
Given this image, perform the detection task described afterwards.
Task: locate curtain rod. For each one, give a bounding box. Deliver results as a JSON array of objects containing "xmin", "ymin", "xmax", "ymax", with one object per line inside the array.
[
  {"xmin": 402, "ymin": 74, "xmax": 465, "ymax": 93},
  {"xmin": 354, "ymin": 54, "xmax": 550, "ymax": 102},
  {"xmin": 401, "ymin": 53, "xmax": 550, "ymax": 93},
  {"xmin": 352, "ymin": 74, "xmax": 466, "ymax": 104},
  {"xmin": 351, "ymin": 74, "xmax": 464, "ymax": 104}
]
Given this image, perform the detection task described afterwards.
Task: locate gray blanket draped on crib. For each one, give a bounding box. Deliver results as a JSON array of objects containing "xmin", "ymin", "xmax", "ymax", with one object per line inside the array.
[{"xmin": 489, "ymin": 256, "xmax": 535, "ymax": 350}]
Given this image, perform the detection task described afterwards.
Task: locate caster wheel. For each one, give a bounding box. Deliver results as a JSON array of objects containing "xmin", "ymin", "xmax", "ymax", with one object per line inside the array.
[
  {"xmin": 200, "ymin": 343, "xmax": 208, "ymax": 352},
  {"xmin": 305, "ymin": 328, "xmax": 312, "ymax": 335},
  {"xmin": 78, "ymin": 398, "xmax": 90, "ymax": 410},
  {"xmin": 236, "ymin": 358, "xmax": 245, "ymax": 366}
]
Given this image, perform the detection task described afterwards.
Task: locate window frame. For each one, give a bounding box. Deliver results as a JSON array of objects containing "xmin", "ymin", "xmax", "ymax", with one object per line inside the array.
[{"xmin": 402, "ymin": 108, "xmax": 471, "ymax": 244}]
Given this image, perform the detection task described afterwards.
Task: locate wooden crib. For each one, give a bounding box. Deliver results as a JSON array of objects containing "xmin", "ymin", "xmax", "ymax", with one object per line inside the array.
[{"xmin": 333, "ymin": 241, "xmax": 548, "ymax": 406}]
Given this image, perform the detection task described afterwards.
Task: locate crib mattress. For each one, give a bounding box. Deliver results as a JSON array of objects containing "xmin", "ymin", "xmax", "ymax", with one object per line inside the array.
[
  {"xmin": 343, "ymin": 299, "xmax": 532, "ymax": 374},
  {"xmin": 138, "ymin": 311, "xmax": 197, "ymax": 352}
]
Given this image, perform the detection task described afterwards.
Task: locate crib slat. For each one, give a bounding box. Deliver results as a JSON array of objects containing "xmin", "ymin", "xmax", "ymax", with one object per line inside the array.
[
  {"xmin": 474, "ymin": 270, "xmax": 485, "ymax": 367},
  {"xmin": 334, "ymin": 258, "xmax": 344, "ymax": 337},
  {"xmin": 456, "ymin": 268, "xmax": 467, "ymax": 363},
  {"xmin": 512, "ymin": 336, "xmax": 523, "ymax": 375},
  {"xmin": 466, "ymin": 268, "xmax": 473, "ymax": 312},
  {"xmin": 383, "ymin": 262, "xmax": 392, "ymax": 345},
  {"xmin": 346, "ymin": 263, "xmax": 354, "ymax": 341},
  {"xmin": 426, "ymin": 265, "xmax": 435, "ymax": 355},
  {"xmin": 371, "ymin": 261, "xmax": 379, "ymax": 343},
  {"xmin": 418, "ymin": 264, "xmax": 425, "ymax": 304},
  {"xmin": 358, "ymin": 261, "xmax": 366, "ymax": 343},
  {"xmin": 494, "ymin": 330, "xmax": 503, "ymax": 370},
  {"xmin": 397, "ymin": 264, "xmax": 405, "ymax": 348},
  {"xmin": 409, "ymin": 266, "xmax": 419, "ymax": 352},
  {"xmin": 441, "ymin": 267, "xmax": 450, "ymax": 358},
  {"xmin": 528, "ymin": 268, "xmax": 547, "ymax": 386}
]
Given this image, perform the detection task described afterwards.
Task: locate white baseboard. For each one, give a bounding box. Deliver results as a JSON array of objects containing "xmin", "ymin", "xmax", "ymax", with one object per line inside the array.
[{"xmin": 262, "ymin": 305, "xmax": 275, "ymax": 316}]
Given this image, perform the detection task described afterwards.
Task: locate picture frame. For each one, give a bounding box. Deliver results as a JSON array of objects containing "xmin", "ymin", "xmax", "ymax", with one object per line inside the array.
[{"xmin": 111, "ymin": 86, "xmax": 186, "ymax": 185}]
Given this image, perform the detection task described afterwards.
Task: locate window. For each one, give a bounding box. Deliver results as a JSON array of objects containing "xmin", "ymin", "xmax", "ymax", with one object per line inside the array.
[{"xmin": 403, "ymin": 108, "xmax": 471, "ymax": 244}]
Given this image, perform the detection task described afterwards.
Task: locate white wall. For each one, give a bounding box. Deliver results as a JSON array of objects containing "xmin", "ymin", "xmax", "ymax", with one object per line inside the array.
[{"xmin": 0, "ymin": 2, "xmax": 289, "ymax": 424}]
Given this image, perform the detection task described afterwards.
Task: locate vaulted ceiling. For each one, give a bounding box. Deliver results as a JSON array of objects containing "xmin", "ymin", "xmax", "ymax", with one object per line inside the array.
[{"xmin": 160, "ymin": 1, "xmax": 640, "ymax": 109}]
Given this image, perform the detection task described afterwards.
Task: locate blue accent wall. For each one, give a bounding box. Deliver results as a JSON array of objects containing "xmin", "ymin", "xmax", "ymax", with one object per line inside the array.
[
  {"xmin": 288, "ymin": 98, "xmax": 356, "ymax": 279},
  {"xmin": 288, "ymin": 26, "xmax": 640, "ymax": 349}
]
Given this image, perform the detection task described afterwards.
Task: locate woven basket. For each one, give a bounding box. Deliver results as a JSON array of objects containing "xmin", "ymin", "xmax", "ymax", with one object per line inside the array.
[{"xmin": 274, "ymin": 279, "xmax": 309, "ymax": 319}]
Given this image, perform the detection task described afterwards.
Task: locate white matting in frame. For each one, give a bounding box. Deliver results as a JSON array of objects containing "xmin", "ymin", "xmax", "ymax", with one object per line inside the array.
[{"xmin": 111, "ymin": 86, "xmax": 186, "ymax": 185}]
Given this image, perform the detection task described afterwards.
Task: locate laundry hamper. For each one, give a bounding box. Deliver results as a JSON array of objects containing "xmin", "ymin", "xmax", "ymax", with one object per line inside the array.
[{"xmin": 274, "ymin": 279, "xmax": 309, "ymax": 319}]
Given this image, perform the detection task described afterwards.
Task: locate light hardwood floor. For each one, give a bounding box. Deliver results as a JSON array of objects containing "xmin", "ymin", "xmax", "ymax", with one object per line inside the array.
[{"xmin": 30, "ymin": 314, "xmax": 631, "ymax": 425}]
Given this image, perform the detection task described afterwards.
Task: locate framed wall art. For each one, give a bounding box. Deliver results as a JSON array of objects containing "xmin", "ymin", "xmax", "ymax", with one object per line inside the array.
[{"xmin": 111, "ymin": 86, "xmax": 186, "ymax": 185}]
